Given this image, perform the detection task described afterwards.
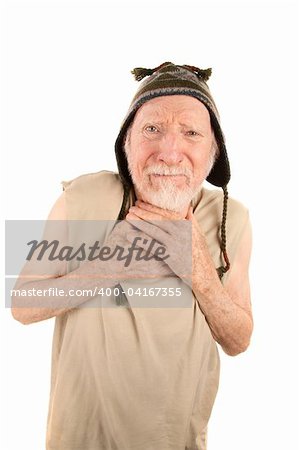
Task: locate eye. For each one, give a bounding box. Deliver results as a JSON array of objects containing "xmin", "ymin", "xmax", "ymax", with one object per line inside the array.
[
  {"xmin": 145, "ymin": 125, "xmax": 159, "ymax": 133},
  {"xmin": 186, "ymin": 130, "xmax": 199, "ymax": 136}
]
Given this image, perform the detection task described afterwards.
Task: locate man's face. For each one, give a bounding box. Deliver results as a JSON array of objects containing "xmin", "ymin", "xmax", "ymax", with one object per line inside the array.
[{"xmin": 124, "ymin": 95, "xmax": 214, "ymax": 213}]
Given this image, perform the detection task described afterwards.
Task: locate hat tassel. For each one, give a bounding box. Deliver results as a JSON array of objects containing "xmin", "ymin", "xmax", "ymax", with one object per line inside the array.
[
  {"xmin": 131, "ymin": 62, "xmax": 173, "ymax": 81},
  {"xmin": 183, "ymin": 65, "xmax": 212, "ymax": 82}
]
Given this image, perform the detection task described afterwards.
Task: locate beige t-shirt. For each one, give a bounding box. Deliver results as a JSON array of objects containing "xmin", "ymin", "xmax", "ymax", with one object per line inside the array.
[{"xmin": 45, "ymin": 171, "xmax": 249, "ymax": 450}]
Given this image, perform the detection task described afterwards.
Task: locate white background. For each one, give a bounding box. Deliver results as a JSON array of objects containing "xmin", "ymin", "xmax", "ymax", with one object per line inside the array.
[{"xmin": 1, "ymin": 0, "xmax": 299, "ymax": 449}]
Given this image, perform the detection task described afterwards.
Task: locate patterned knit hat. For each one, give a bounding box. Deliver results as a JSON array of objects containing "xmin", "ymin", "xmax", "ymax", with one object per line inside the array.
[{"xmin": 114, "ymin": 62, "xmax": 230, "ymax": 278}]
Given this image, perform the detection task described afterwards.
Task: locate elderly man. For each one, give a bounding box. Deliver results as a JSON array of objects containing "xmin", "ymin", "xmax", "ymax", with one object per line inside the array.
[{"xmin": 12, "ymin": 62, "xmax": 253, "ymax": 450}]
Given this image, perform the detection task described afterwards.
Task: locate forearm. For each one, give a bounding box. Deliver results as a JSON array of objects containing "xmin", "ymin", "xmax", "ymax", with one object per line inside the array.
[
  {"xmin": 11, "ymin": 260, "xmax": 120, "ymax": 325},
  {"xmin": 191, "ymin": 225, "xmax": 253, "ymax": 356},
  {"xmin": 193, "ymin": 277, "xmax": 253, "ymax": 356}
]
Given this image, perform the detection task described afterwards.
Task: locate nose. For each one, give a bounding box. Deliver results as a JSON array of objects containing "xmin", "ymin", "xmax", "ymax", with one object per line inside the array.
[{"xmin": 155, "ymin": 131, "xmax": 184, "ymax": 165}]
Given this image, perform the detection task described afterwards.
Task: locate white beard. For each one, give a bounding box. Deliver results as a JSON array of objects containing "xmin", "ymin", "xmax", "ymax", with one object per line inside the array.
[
  {"xmin": 127, "ymin": 162, "xmax": 202, "ymax": 213},
  {"xmin": 140, "ymin": 177, "xmax": 201, "ymax": 212}
]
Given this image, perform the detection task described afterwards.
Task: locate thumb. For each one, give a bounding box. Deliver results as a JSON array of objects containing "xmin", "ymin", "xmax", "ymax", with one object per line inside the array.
[{"xmin": 186, "ymin": 205, "xmax": 193, "ymax": 220}]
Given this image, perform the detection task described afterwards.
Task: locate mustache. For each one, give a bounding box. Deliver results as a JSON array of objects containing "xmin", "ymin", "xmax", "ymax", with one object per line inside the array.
[{"xmin": 143, "ymin": 165, "xmax": 193, "ymax": 178}]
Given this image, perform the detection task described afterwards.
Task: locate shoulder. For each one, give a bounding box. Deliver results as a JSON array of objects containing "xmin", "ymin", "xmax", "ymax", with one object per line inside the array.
[
  {"xmin": 194, "ymin": 187, "xmax": 251, "ymax": 281},
  {"xmin": 195, "ymin": 186, "xmax": 249, "ymax": 235},
  {"xmin": 61, "ymin": 170, "xmax": 123, "ymax": 194},
  {"xmin": 199, "ymin": 186, "xmax": 248, "ymax": 215},
  {"xmin": 60, "ymin": 170, "xmax": 125, "ymax": 220}
]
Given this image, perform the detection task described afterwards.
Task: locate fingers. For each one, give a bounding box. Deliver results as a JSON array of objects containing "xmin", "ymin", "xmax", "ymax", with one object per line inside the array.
[
  {"xmin": 126, "ymin": 207, "xmax": 179, "ymax": 237},
  {"xmin": 135, "ymin": 200, "xmax": 183, "ymax": 218},
  {"xmin": 186, "ymin": 205, "xmax": 193, "ymax": 220},
  {"xmin": 125, "ymin": 213, "xmax": 171, "ymax": 247},
  {"xmin": 126, "ymin": 230, "xmax": 168, "ymax": 260}
]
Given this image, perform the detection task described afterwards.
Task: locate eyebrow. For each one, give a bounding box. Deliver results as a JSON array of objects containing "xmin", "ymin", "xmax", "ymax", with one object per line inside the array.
[{"xmin": 141, "ymin": 120, "xmax": 206, "ymax": 134}]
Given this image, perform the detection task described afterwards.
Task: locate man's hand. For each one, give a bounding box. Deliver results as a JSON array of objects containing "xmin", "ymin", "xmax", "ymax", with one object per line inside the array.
[
  {"xmin": 126, "ymin": 199, "xmax": 254, "ymax": 356},
  {"xmin": 99, "ymin": 216, "xmax": 174, "ymax": 282},
  {"xmin": 125, "ymin": 199, "xmax": 219, "ymax": 289},
  {"xmin": 125, "ymin": 200, "xmax": 198, "ymax": 287}
]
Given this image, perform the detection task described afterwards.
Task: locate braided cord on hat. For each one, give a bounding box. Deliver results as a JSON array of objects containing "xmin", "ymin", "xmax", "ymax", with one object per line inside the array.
[
  {"xmin": 216, "ymin": 186, "xmax": 231, "ymax": 280},
  {"xmin": 114, "ymin": 186, "xmax": 131, "ymax": 306},
  {"xmin": 117, "ymin": 184, "xmax": 131, "ymax": 220}
]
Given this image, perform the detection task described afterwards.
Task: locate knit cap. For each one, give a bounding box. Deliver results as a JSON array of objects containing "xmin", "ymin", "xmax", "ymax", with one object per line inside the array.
[{"xmin": 114, "ymin": 62, "xmax": 230, "ymax": 278}]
